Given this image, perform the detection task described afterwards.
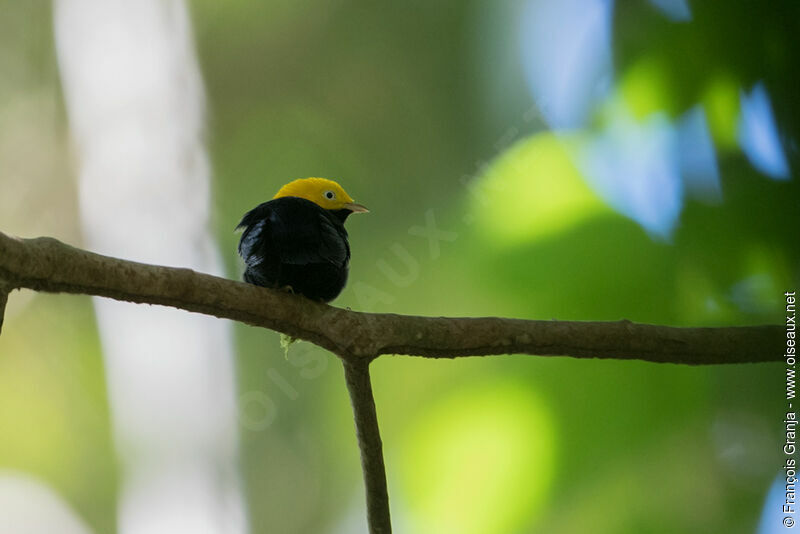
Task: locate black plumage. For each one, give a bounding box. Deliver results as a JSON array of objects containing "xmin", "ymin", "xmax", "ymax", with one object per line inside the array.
[{"xmin": 236, "ymin": 196, "xmax": 353, "ymax": 302}]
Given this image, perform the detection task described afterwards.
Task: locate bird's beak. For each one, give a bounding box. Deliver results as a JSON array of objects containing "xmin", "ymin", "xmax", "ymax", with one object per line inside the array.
[{"xmin": 344, "ymin": 202, "xmax": 369, "ymax": 214}]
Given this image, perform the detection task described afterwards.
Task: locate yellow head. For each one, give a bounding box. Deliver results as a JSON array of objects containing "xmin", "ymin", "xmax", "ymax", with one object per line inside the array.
[{"xmin": 274, "ymin": 177, "xmax": 368, "ymax": 213}]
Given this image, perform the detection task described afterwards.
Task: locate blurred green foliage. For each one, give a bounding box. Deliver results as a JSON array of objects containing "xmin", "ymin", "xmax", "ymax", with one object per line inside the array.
[{"xmin": 0, "ymin": 1, "xmax": 797, "ymax": 533}]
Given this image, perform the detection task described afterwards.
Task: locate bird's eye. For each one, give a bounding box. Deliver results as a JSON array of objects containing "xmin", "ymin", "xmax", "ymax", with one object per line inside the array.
[{"xmin": 324, "ymin": 190, "xmax": 336, "ymax": 200}]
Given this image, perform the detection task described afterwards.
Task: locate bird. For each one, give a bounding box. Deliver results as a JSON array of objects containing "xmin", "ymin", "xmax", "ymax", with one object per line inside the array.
[{"xmin": 236, "ymin": 177, "xmax": 368, "ymax": 302}]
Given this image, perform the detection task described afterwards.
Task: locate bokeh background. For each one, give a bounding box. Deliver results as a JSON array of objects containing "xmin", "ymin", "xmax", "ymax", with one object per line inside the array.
[{"xmin": 1, "ymin": 1, "xmax": 798, "ymax": 533}]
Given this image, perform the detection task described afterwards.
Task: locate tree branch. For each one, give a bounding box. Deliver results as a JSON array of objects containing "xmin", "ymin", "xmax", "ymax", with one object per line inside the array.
[
  {"xmin": 0, "ymin": 282, "xmax": 8, "ymax": 336},
  {"xmin": 0, "ymin": 231, "xmax": 782, "ymax": 365},
  {"xmin": 0, "ymin": 230, "xmax": 786, "ymax": 534},
  {"xmin": 343, "ymin": 360, "xmax": 392, "ymax": 533}
]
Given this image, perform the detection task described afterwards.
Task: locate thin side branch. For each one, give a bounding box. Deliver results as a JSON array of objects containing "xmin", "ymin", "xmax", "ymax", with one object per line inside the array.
[
  {"xmin": 0, "ymin": 283, "xmax": 8, "ymax": 336},
  {"xmin": 0, "ymin": 231, "xmax": 784, "ymax": 365},
  {"xmin": 342, "ymin": 360, "xmax": 392, "ymax": 533}
]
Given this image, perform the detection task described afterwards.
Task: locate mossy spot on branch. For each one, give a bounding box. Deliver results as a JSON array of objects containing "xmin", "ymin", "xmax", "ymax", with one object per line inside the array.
[{"xmin": 279, "ymin": 332, "xmax": 299, "ymax": 359}]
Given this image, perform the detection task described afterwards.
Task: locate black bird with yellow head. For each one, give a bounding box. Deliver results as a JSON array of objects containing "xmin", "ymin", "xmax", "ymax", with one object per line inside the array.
[{"xmin": 236, "ymin": 178, "xmax": 368, "ymax": 302}]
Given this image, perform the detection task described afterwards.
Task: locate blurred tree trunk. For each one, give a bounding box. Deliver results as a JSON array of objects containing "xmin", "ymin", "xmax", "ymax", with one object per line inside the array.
[{"xmin": 52, "ymin": 1, "xmax": 247, "ymax": 533}]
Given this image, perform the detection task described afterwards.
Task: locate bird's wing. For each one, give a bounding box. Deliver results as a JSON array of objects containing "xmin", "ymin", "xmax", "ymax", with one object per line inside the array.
[
  {"xmin": 236, "ymin": 203, "xmax": 273, "ymax": 267},
  {"xmin": 237, "ymin": 198, "xmax": 349, "ymax": 268},
  {"xmin": 269, "ymin": 207, "xmax": 349, "ymax": 267}
]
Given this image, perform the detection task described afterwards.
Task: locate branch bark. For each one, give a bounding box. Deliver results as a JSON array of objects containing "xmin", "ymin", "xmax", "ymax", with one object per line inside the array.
[
  {"xmin": 0, "ymin": 282, "xmax": 8, "ymax": 336},
  {"xmin": 0, "ymin": 230, "xmax": 786, "ymax": 534},
  {"xmin": 0, "ymin": 231, "xmax": 783, "ymax": 365},
  {"xmin": 343, "ymin": 360, "xmax": 392, "ymax": 533}
]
